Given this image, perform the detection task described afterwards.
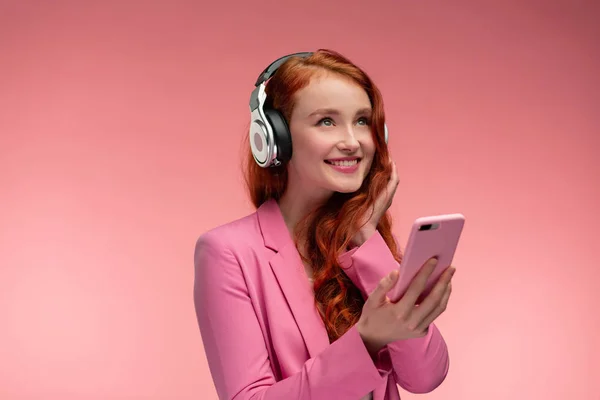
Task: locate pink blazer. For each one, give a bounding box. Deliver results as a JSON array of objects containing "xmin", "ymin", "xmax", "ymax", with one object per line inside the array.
[{"xmin": 193, "ymin": 198, "xmax": 449, "ymax": 400}]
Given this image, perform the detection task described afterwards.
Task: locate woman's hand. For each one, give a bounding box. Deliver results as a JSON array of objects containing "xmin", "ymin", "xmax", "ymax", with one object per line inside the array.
[
  {"xmin": 356, "ymin": 258, "xmax": 455, "ymax": 355},
  {"xmin": 351, "ymin": 157, "xmax": 399, "ymax": 246}
]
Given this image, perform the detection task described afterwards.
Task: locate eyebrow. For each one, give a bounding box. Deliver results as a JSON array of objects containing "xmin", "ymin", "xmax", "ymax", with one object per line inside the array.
[{"xmin": 308, "ymin": 107, "xmax": 372, "ymax": 117}]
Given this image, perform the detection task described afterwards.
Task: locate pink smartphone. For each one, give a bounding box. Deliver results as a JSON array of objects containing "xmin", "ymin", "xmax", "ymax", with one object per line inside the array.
[{"xmin": 387, "ymin": 213, "xmax": 465, "ymax": 303}]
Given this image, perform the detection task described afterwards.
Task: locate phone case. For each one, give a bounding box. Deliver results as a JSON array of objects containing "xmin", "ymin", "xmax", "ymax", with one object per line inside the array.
[{"xmin": 387, "ymin": 213, "xmax": 465, "ymax": 303}]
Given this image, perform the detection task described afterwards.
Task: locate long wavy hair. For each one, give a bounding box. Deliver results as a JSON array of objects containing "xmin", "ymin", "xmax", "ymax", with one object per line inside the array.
[{"xmin": 242, "ymin": 49, "xmax": 402, "ymax": 342}]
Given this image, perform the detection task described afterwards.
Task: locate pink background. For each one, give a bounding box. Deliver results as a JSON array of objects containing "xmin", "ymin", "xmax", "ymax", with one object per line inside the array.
[{"xmin": 1, "ymin": 1, "xmax": 598, "ymax": 399}]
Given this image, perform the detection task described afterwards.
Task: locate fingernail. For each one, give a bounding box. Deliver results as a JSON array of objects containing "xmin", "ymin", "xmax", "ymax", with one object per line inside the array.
[
  {"xmin": 450, "ymin": 268, "xmax": 456, "ymax": 276},
  {"xmin": 430, "ymin": 258, "xmax": 438, "ymax": 266}
]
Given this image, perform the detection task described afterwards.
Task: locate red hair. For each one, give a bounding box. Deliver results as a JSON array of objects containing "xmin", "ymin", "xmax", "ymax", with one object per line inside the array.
[{"xmin": 242, "ymin": 49, "xmax": 402, "ymax": 342}]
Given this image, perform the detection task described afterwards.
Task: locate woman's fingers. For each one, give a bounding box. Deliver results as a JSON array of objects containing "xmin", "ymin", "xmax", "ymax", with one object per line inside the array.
[
  {"xmin": 396, "ymin": 258, "xmax": 438, "ymax": 310},
  {"xmin": 415, "ymin": 281, "xmax": 452, "ymax": 333},
  {"xmin": 386, "ymin": 160, "xmax": 399, "ymax": 203},
  {"xmin": 366, "ymin": 269, "xmax": 400, "ymax": 308},
  {"xmin": 406, "ymin": 266, "xmax": 454, "ymax": 329},
  {"xmin": 389, "ymin": 159, "xmax": 398, "ymax": 184}
]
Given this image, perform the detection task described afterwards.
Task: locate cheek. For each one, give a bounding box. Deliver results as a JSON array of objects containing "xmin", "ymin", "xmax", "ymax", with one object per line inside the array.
[
  {"xmin": 363, "ymin": 140, "xmax": 376, "ymax": 160},
  {"xmin": 362, "ymin": 143, "xmax": 377, "ymax": 170},
  {"xmin": 290, "ymin": 140, "xmax": 327, "ymax": 173},
  {"xmin": 294, "ymin": 137, "xmax": 330, "ymax": 161}
]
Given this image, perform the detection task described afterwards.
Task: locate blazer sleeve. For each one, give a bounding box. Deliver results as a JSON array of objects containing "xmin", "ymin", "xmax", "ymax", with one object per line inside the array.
[
  {"xmin": 193, "ymin": 232, "xmax": 387, "ymax": 400},
  {"xmin": 338, "ymin": 231, "xmax": 450, "ymax": 394}
]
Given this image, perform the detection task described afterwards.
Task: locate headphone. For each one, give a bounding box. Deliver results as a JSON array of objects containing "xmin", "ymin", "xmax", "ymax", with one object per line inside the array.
[{"xmin": 249, "ymin": 52, "xmax": 388, "ymax": 168}]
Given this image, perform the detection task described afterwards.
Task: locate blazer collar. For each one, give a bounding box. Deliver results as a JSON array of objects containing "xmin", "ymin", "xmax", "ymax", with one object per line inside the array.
[
  {"xmin": 256, "ymin": 198, "xmax": 292, "ymax": 252},
  {"xmin": 256, "ymin": 198, "xmax": 331, "ymax": 357}
]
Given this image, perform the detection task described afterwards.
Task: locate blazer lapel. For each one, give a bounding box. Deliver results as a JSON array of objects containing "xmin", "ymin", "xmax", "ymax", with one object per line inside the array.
[{"xmin": 257, "ymin": 199, "xmax": 330, "ymax": 358}]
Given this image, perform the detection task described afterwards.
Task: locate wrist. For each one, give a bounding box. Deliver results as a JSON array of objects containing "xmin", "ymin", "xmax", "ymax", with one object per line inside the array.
[
  {"xmin": 356, "ymin": 322, "xmax": 385, "ymax": 359},
  {"xmin": 363, "ymin": 339, "xmax": 385, "ymax": 360},
  {"xmin": 351, "ymin": 226, "xmax": 377, "ymax": 247}
]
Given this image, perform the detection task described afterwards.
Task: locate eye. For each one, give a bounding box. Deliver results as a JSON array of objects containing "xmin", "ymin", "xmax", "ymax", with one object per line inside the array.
[
  {"xmin": 357, "ymin": 117, "xmax": 370, "ymax": 126},
  {"xmin": 316, "ymin": 117, "xmax": 334, "ymax": 127}
]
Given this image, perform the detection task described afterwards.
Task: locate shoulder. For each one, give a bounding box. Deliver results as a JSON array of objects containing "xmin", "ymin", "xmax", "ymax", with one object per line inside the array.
[
  {"xmin": 193, "ymin": 210, "xmax": 265, "ymax": 296},
  {"xmin": 194, "ymin": 209, "xmax": 262, "ymax": 263}
]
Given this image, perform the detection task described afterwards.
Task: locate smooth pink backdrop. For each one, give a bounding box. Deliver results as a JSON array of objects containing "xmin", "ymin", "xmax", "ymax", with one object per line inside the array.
[{"xmin": 1, "ymin": 1, "xmax": 598, "ymax": 399}]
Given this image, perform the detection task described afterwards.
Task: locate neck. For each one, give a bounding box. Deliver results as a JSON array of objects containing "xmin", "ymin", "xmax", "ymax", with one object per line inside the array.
[
  {"xmin": 277, "ymin": 189, "xmax": 327, "ymax": 281},
  {"xmin": 277, "ymin": 183, "xmax": 330, "ymax": 240}
]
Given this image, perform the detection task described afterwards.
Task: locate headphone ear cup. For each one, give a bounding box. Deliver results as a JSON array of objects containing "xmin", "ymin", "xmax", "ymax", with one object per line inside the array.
[
  {"xmin": 384, "ymin": 123, "xmax": 388, "ymax": 144},
  {"xmin": 263, "ymin": 108, "xmax": 292, "ymax": 164}
]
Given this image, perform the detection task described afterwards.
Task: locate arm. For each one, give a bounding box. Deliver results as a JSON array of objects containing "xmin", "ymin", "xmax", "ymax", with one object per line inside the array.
[
  {"xmin": 338, "ymin": 231, "xmax": 450, "ymax": 394},
  {"xmin": 193, "ymin": 232, "xmax": 386, "ymax": 400}
]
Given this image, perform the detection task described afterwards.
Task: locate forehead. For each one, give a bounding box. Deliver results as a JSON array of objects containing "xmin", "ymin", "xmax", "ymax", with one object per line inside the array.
[{"xmin": 292, "ymin": 73, "xmax": 372, "ymax": 118}]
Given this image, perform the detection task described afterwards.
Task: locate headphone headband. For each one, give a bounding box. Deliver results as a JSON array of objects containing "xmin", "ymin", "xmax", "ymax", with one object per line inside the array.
[
  {"xmin": 250, "ymin": 52, "xmax": 313, "ymax": 112},
  {"xmin": 254, "ymin": 52, "xmax": 313, "ymax": 86}
]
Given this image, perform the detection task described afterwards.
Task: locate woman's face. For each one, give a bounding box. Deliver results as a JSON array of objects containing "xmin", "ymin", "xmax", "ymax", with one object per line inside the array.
[{"xmin": 286, "ymin": 73, "xmax": 376, "ymax": 200}]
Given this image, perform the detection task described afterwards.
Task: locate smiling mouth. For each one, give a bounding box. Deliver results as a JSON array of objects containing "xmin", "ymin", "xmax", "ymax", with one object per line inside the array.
[{"xmin": 324, "ymin": 159, "xmax": 360, "ymax": 167}]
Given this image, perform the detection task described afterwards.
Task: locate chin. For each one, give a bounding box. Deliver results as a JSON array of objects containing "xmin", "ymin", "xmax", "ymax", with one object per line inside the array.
[
  {"xmin": 330, "ymin": 182, "xmax": 363, "ymax": 194},
  {"xmin": 321, "ymin": 175, "xmax": 366, "ymax": 194},
  {"xmin": 338, "ymin": 188, "xmax": 362, "ymax": 194},
  {"xmin": 319, "ymin": 166, "xmax": 368, "ymax": 195}
]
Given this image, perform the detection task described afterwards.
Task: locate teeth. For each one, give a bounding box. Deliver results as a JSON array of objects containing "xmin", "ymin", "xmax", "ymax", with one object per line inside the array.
[{"xmin": 329, "ymin": 159, "xmax": 358, "ymax": 167}]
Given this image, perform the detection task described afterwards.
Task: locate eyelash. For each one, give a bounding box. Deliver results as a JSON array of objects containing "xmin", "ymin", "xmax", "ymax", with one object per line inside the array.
[{"xmin": 316, "ymin": 117, "xmax": 371, "ymax": 127}]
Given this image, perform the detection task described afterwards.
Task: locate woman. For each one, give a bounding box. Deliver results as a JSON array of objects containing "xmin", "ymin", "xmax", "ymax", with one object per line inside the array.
[{"xmin": 193, "ymin": 49, "xmax": 455, "ymax": 400}]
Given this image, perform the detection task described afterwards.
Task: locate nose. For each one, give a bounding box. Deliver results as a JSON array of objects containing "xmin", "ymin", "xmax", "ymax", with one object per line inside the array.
[{"xmin": 337, "ymin": 127, "xmax": 360, "ymax": 152}]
